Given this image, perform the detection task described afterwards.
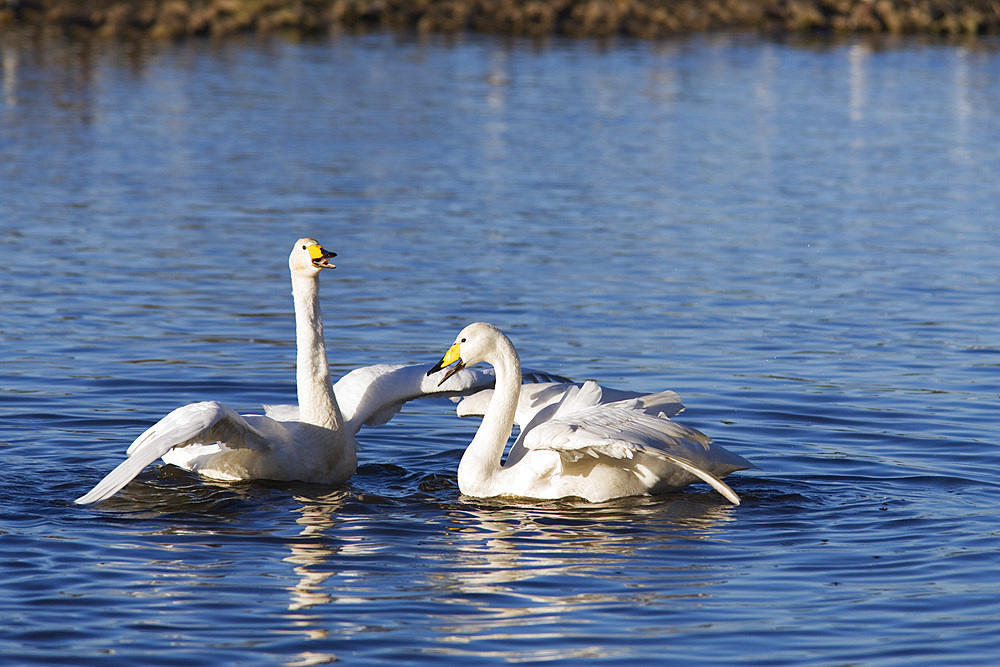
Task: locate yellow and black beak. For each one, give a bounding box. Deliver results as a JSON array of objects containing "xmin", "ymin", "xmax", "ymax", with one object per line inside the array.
[
  {"xmin": 427, "ymin": 342, "xmax": 465, "ymax": 386},
  {"xmin": 308, "ymin": 243, "xmax": 337, "ymax": 269}
]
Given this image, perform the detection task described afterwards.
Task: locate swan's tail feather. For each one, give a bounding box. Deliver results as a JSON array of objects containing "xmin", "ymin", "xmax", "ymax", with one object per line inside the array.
[
  {"xmin": 662, "ymin": 454, "xmax": 742, "ymax": 505},
  {"xmin": 74, "ymin": 447, "xmax": 165, "ymax": 505}
]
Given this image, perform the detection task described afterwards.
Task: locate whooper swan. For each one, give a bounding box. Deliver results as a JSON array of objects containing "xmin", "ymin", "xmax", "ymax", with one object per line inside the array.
[
  {"xmin": 428, "ymin": 322, "xmax": 752, "ymax": 504},
  {"xmin": 75, "ymin": 240, "xmax": 522, "ymax": 505}
]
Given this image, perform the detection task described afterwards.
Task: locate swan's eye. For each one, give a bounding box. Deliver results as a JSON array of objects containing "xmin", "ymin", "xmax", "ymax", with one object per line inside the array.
[
  {"xmin": 302, "ymin": 245, "xmax": 307, "ymax": 250},
  {"xmin": 460, "ymin": 338, "xmax": 466, "ymax": 343}
]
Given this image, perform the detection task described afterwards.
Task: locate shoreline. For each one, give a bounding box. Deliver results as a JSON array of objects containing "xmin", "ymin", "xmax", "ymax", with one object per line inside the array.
[{"xmin": 3, "ymin": 0, "xmax": 1000, "ymax": 40}]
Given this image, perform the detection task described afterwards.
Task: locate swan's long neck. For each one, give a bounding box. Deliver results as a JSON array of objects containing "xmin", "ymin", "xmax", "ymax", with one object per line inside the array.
[
  {"xmin": 291, "ymin": 273, "xmax": 344, "ymax": 431},
  {"xmin": 458, "ymin": 335, "xmax": 521, "ymax": 494}
]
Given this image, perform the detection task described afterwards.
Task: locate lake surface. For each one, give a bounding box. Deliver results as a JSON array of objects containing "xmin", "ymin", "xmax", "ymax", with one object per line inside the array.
[{"xmin": 2, "ymin": 28, "xmax": 999, "ymax": 665}]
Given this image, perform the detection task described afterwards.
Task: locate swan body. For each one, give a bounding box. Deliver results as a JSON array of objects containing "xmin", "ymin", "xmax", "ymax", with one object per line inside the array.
[
  {"xmin": 428, "ymin": 322, "xmax": 752, "ymax": 505},
  {"xmin": 75, "ymin": 241, "xmax": 515, "ymax": 505}
]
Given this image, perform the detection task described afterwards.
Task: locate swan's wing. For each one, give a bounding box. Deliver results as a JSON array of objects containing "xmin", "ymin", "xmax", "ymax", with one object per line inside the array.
[
  {"xmin": 535, "ymin": 381, "xmax": 686, "ymax": 419},
  {"xmin": 335, "ymin": 363, "xmax": 569, "ymax": 434},
  {"xmin": 460, "ymin": 381, "xmax": 690, "ymax": 469},
  {"xmin": 522, "ymin": 399, "xmax": 712, "ymax": 458},
  {"xmin": 521, "ymin": 402, "xmax": 750, "ymax": 504},
  {"xmin": 334, "ymin": 363, "xmax": 493, "ymax": 433},
  {"xmin": 76, "ymin": 401, "xmax": 267, "ymax": 505},
  {"xmin": 456, "ymin": 382, "xmax": 603, "ymax": 424},
  {"xmin": 520, "ymin": 368, "xmax": 572, "ymax": 384},
  {"xmin": 622, "ymin": 389, "xmax": 686, "ymax": 419},
  {"xmin": 263, "ymin": 404, "xmax": 299, "ymax": 421},
  {"xmin": 457, "ymin": 380, "xmax": 685, "ymax": 425}
]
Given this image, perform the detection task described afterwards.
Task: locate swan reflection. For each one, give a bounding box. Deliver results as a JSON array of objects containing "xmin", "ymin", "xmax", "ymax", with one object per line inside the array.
[
  {"xmin": 277, "ymin": 486, "xmax": 739, "ymax": 662},
  {"xmin": 283, "ymin": 489, "xmax": 349, "ymax": 613},
  {"xmin": 279, "ymin": 489, "xmax": 348, "ymax": 666},
  {"xmin": 436, "ymin": 496, "xmax": 737, "ymax": 590},
  {"xmin": 422, "ymin": 496, "xmax": 738, "ymax": 659}
]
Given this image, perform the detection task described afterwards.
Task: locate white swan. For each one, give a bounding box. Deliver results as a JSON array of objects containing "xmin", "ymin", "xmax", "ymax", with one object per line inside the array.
[
  {"xmin": 76, "ymin": 240, "xmax": 526, "ymax": 505},
  {"xmin": 428, "ymin": 322, "xmax": 752, "ymax": 504}
]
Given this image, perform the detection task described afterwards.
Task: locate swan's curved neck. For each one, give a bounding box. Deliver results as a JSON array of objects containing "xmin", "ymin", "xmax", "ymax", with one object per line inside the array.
[
  {"xmin": 291, "ymin": 273, "xmax": 344, "ymax": 431},
  {"xmin": 458, "ymin": 335, "xmax": 521, "ymax": 494}
]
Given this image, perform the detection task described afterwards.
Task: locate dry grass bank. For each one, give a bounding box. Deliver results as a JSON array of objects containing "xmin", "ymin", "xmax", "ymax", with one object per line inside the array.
[{"xmin": 2, "ymin": 0, "xmax": 999, "ymax": 39}]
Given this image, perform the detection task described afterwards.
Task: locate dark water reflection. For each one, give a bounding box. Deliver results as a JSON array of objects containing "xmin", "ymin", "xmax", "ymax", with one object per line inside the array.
[{"xmin": 2, "ymin": 27, "xmax": 1000, "ymax": 665}]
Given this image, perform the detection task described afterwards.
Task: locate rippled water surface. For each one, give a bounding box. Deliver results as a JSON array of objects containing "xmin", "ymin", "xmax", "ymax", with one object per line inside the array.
[{"xmin": 2, "ymin": 30, "xmax": 999, "ymax": 665}]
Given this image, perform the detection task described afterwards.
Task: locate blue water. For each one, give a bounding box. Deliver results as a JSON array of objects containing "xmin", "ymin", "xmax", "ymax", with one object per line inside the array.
[{"xmin": 2, "ymin": 29, "xmax": 1000, "ymax": 665}]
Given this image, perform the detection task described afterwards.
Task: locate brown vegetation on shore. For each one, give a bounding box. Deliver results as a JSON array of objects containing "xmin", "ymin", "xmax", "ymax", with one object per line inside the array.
[{"xmin": 2, "ymin": 0, "xmax": 999, "ymax": 39}]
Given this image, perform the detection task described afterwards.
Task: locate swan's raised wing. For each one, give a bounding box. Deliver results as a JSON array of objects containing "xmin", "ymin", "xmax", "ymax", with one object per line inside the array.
[
  {"xmin": 335, "ymin": 363, "xmax": 569, "ymax": 434},
  {"xmin": 460, "ymin": 380, "xmax": 688, "ymax": 469},
  {"xmin": 521, "ymin": 401, "xmax": 751, "ymax": 504},
  {"xmin": 457, "ymin": 380, "xmax": 685, "ymax": 425},
  {"xmin": 262, "ymin": 403, "xmax": 300, "ymax": 422},
  {"xmin": 76, "ymin": 401, "xmax": 268, "ymax": 505}
]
